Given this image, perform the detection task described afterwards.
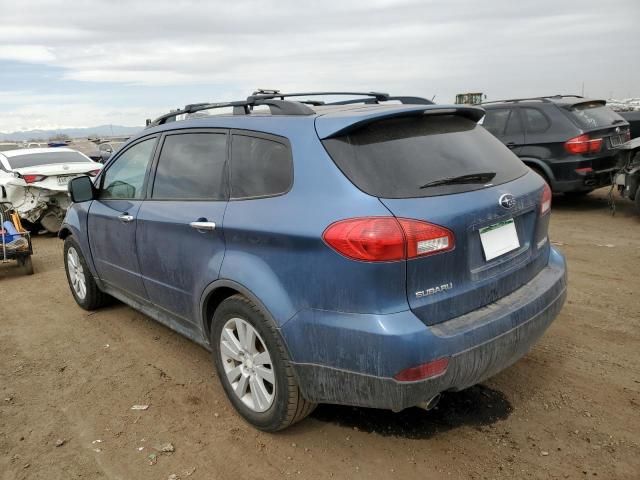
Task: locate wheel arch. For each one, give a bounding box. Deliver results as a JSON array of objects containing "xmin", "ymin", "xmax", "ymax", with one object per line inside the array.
[
  {"xmin": 521, "ymin": 158, "xmax": 555, "ymax": 185},
  {"xmin": 199, "ymin": 279, "xmax": 284, "ymax": 344},
  {"xmin": 58, "ymin": 226, "xmax": 72, "ymax": 239}
]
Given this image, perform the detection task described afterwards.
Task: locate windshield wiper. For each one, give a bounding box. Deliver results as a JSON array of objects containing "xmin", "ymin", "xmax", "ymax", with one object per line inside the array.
[{"xmin": 419, "ymin": 172, "xmax": 496, "ymax": 189}]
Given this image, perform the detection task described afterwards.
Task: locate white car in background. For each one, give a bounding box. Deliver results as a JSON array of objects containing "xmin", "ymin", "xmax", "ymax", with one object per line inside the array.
[{"xmin": 0, "ymin": 148, "xmax": 102, "ymax": 233}]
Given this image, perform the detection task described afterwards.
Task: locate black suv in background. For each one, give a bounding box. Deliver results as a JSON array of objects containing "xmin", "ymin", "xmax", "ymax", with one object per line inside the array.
[{"xmin": 481, "ymin": 96, "xmax": 630, "ymax": 194}]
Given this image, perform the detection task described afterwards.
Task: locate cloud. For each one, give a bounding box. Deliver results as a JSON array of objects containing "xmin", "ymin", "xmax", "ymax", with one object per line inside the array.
[{"xmin": 0, "ymin": 0, "xmax": 638, "ymax": 129}]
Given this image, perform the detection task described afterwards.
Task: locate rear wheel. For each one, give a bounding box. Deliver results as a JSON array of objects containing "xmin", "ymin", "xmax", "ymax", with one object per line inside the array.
[
  {"xmin": 211, "ymin": 294, "xmax": 316, "ymax": 431},
  {"xmin": 64, "ymin": 236, "xmax": 109, "ymax": 310},
  {"xmin": 635, "ymin": 185, "xmax": 640, "ymax": 214}
]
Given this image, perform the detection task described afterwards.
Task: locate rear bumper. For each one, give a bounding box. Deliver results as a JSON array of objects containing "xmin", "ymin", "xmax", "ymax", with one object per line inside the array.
[
  {"xmin": 553, "ymin": 167, "xmax": 616, "ymax": 192},
  {"xmin": 282, "ymin": 247, "xmax": 567, "ymax": 411}
]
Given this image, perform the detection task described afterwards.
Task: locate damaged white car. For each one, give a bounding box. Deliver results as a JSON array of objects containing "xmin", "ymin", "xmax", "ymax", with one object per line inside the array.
[{"xmin": 0, "ymin": 148, "xmax": 101, "ymax": 233}]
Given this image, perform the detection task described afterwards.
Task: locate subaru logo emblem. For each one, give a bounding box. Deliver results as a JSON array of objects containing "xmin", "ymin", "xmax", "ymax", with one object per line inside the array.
[{"xmin": 499, "ymin": 193, "xmax": 516, "ymax": 209}]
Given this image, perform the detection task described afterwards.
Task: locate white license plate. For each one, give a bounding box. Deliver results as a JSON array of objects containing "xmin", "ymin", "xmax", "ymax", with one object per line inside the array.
[
  {"xmin": 479, "ymin": 218, "xmax": 520, "ymax": 261},
  {"xmin": 57, "ymin": 175, "xmax": 72, "ymax": 185},
  {"xmin": 609, "ymin": 134, "xmax": 625, "ymax": 147}
]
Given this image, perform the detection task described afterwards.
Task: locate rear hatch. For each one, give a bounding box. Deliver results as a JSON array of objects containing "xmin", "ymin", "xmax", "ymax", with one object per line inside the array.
[
  {"xmin": 561, "ymin": 100, "xmax": 630, "ymax": 169},
  {"xmin": 320, "ymin": 110, "xmax": 551, "ymax": 326}
]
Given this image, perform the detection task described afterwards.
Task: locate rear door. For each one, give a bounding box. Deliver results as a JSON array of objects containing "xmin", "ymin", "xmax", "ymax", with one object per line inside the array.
[
  {"xmin": 322, "ymin": 114, "xmax": 549, "ymax": 326},
  {"xmin": 136, "ymin": 130, "xmax": 228, "ymax": 325},
  {"xmin": 482, "ymin": 107, "xmax": 525, "ymax": 154},
  {"xmin": 88, "ymin": 136, "xmax": 158, "ymax": 299}
]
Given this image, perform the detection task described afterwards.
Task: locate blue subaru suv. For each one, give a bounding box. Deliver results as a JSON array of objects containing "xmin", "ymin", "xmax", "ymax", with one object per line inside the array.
[{"xmin": 61, "ymin": 90, "xmax": 567, "ymax": 431}]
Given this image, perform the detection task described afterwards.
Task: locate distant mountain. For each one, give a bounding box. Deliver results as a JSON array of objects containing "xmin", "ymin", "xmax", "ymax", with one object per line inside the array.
[{"xmin": 0, "ymin": 125, "xmax": 143, "ymax": 142}]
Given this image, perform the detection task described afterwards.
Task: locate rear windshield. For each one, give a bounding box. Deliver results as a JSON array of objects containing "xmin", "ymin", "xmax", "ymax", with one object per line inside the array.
[
  {"xmin": 565, "ymin": 102, "xmax": 627, "ymax": 130},
  {"xmin": 322, "ymin": 115, "xmax": 528, "ymax": 198},
  {"xmin": 7, "ymin": 151, "xmax": 90, "ymax": 169}
]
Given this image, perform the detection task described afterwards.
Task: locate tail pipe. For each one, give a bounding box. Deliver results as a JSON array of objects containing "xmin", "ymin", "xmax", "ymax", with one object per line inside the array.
[{"xmin": 416, "ymin": 393, "xmax": 441, "ymax": 411}]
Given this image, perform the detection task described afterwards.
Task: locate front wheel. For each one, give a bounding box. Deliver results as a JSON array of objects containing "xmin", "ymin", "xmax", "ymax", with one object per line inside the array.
[
  {"xmin": 63, "ymin": 236, "xmax": 109, "ymax": 310},
  {"xmin": 211, "ymin": 295, "xmax": 316, "ymax": 431}
]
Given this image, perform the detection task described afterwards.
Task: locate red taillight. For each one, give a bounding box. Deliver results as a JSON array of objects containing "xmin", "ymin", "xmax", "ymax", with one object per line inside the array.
[
  {"xmin": 322, "ymin": 217, "xmax": 455, "ymax": 262},
  {"xmin": 87, "ymin": 169, "xmax": 101, "ymax": 177},
  {"xmin": 564, "ymin": 134, "xmax": 602, "ymax": 155},
  {"xmin": 22, "ymin": 174, "xmax": 47, "ymax": 184},
  {"xmin": 540, "ymin": 183, "xmax": 552, "ymax": 215},
  {"xmin": 574, "ymin": 167, "xmax": 593, "ymax": 174},
  {"xmin": 397, "ymin": 219, "xmax": 454, "ymax": 258},
  {"xmin": 394, "ymin": 358, "xmax": 449, "ymax": 382},
  {"xmin": 322, "ymin": 217, "xmax": 405, "ymax": 261}
]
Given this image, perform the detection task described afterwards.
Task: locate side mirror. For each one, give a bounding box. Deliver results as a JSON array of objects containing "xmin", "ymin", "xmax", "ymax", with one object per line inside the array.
[{"xmin": 69, "ymin": 176, "xmax": 96, "ymax": 203}]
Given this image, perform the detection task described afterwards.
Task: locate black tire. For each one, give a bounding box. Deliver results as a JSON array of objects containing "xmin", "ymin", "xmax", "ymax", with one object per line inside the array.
[
  {"xmin": 210, "ymin": 294, "xmax": 316, "ymax": 431},
  {"xmin": 63, "ymin": 236, "xmax": 109, "ymax": 310},
  {"xmin": 20, "ymin": 220, "xmax": 42, "ymax": 235},
  {"xmin": 16, "ymin": 256, "xmax": 34, "ymax": 275},
  {"xmin": 635, "ymin": 185, "xmax": 640, "ymax": 215}
]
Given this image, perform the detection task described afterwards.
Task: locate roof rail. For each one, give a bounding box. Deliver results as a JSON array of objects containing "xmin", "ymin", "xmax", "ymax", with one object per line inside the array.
[
  {"xmin": 146, "ymin": 90, "xmax": 434, "ymax": 127},
  {"xmin": 481, "ymin": 94, "xmax": 584, "ymax": 105}
]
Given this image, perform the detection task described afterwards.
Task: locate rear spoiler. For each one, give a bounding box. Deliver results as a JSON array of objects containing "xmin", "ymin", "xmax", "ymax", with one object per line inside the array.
[
  {"xmin": 315, "ymin": 105, "xmax": 485, "ymax": 139},
  {"xmin": 563, "ymin": 99, "xmax": 607, "ymax": 110}
]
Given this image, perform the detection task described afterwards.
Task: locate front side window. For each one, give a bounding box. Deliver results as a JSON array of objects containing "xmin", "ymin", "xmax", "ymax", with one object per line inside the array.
[
  {"xmin": 152, "ymin": 132, "xmax": 227, "ymax": 200},
  {"xmin": 230, "ymin": 134, "xmax": 292, "ymax": 199},
  {"xmin": 101, "ymin": 138, "xmax": 156, "ymax": 199}
]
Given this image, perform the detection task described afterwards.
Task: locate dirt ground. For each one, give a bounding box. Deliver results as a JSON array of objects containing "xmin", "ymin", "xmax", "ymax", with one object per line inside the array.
[{"xmin": 1, "ymin": 188, "xmax": 639, "ymax": 480}]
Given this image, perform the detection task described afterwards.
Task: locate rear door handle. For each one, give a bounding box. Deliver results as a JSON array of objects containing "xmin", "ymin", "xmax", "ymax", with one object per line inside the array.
[
  {"xmin": 190, "ymin": 221, "xmax": 216, "ymax": 231},
  {"xmin": 118, "ymin": 214, "xmax": 134, "ymax": 223},
  {"xmin": 506, "ymin": 142, "xmax": 516, "ymax": 149}
]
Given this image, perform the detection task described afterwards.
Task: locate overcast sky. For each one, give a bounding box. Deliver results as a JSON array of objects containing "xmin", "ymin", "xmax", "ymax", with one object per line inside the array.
[{"xmin": 1, "ymin": 0, "xmax": 639, "ymax": 131}]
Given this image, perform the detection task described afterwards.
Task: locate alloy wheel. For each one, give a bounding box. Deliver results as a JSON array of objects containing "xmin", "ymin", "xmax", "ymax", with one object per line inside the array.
[{"xmin": 219, "ymin": 317, "xmax": 275, "ymax": 413}]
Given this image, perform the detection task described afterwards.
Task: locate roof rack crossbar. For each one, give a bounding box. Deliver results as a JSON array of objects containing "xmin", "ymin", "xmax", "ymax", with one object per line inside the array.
[{"xmin": 247, "ymin": 91, "xmax": 391, "ymax": 102}]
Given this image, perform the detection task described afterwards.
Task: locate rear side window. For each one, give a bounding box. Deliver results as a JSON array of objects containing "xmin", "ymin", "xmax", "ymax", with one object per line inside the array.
[
  {"xmin": 522, "ymin": 107, "xmax": 550, "ymax": 133},
  {"xmin": 323, "ymin": 115, "xmax": 528, "ymax": 199},
  {"xmin": 230, "ymin": 134, "xmax": 292, "ymax": 199},
  {"xmin": 482, "ymin": 109, "xmax": 511, "ymax": 135},
  {"xmin": 152, "ymin": 133, "xmax": 227, "ymax": 200},
  {"xmin": 565, "ymin": 102, "xmax": 627, "ymax": 129}
]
